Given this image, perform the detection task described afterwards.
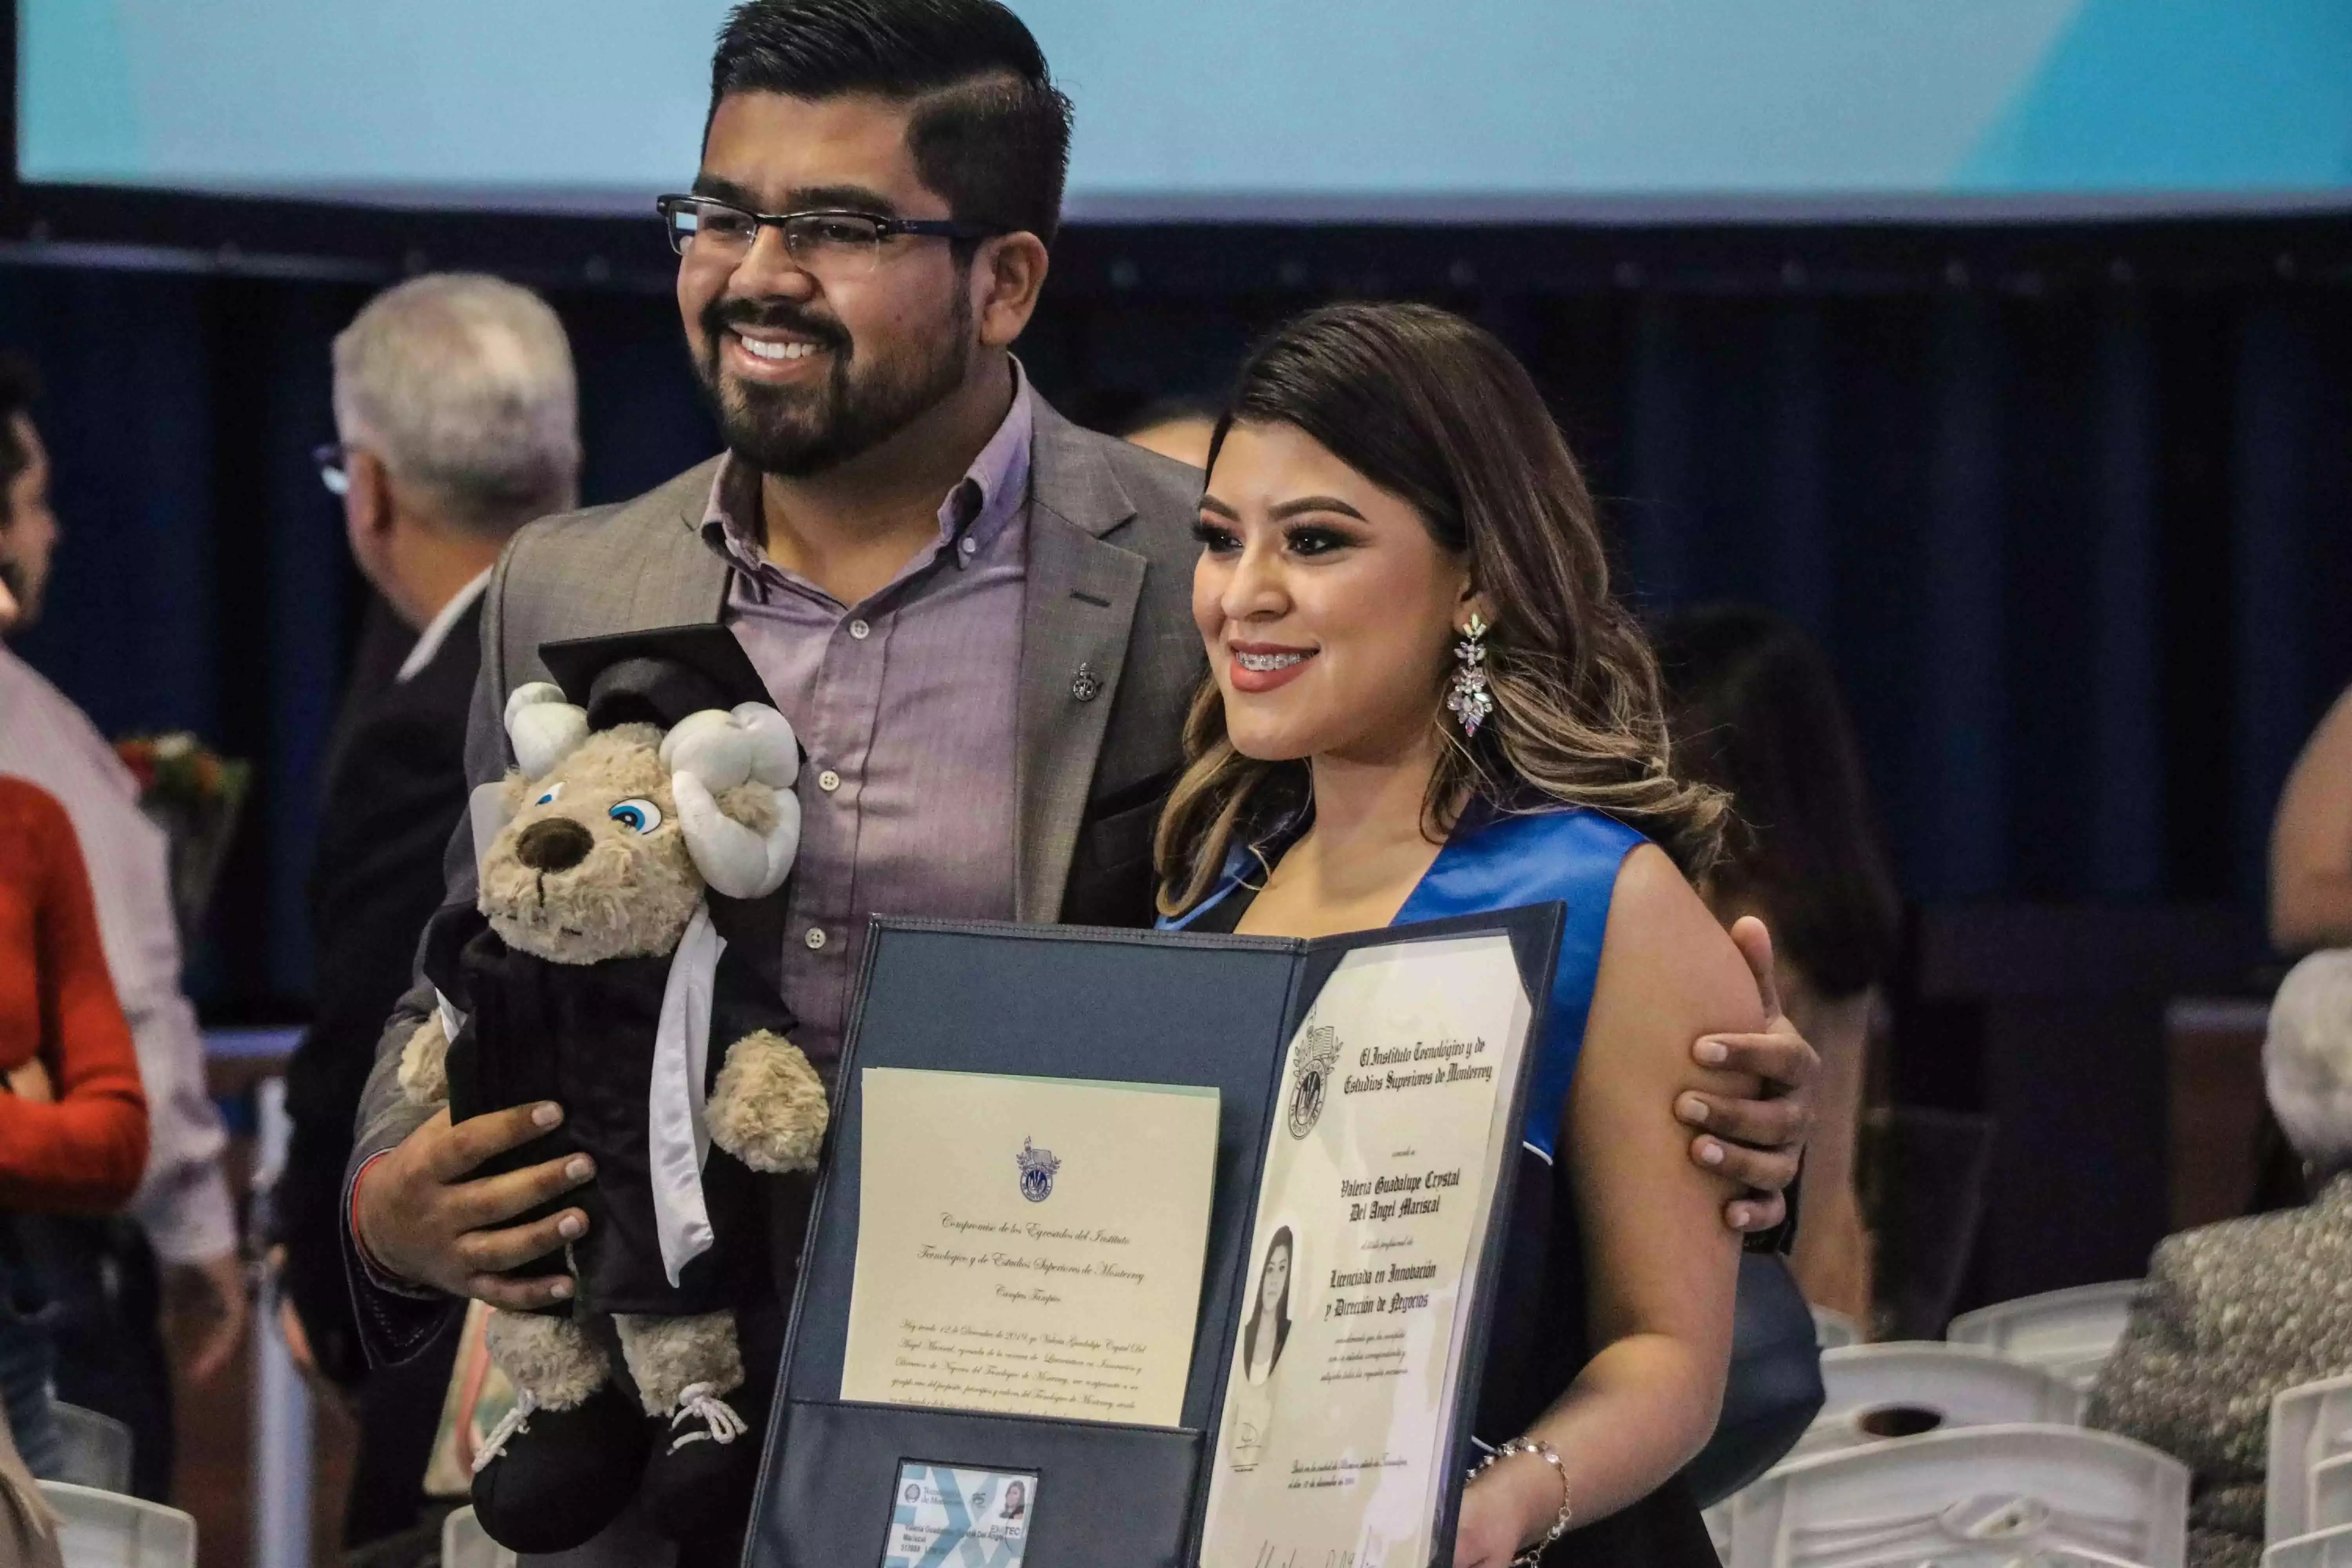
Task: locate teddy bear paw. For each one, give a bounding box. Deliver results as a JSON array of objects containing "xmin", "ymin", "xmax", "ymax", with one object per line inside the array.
[
  {"xmin": 708, "ymin": 1031, "xmax": 829, "ymax": 1173},
  {"xmin": 396, "ymin": 1014, "xmax": 452, "ymax": 1106}
]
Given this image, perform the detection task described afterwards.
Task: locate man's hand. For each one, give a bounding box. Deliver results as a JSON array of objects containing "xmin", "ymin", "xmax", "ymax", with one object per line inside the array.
[
  {"xmin": 1679, "ymin": 916, "xmax": 1818, "ymax": 1234},
  {"xmin": 165, "ymin": 1252, "xmax": 251, "ymax": 1385},
  {"xmin": 352, "ymin": 1102, "xmax": 594, "ymax": 1309}
]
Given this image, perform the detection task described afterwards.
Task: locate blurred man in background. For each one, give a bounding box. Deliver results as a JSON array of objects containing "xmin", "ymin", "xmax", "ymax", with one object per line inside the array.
[
  {"xmin": 0, "ymin": 352, "xmax": 244, "ymax": 1501},
  {"xmin": 1116, "ymin": 394, "xmax": 1218, "ymax": 469},
  {"xmin": 276, "ymin": 274, "xmax": 579, "ymax": 1562}
]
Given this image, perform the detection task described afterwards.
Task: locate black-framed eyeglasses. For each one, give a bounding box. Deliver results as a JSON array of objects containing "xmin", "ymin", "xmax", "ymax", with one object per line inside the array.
[
  {"xmin": 313, "ymin": 442, "xmax": 353, "ymax": 497},
  {"xmin": 655, "ymin": 194, "xmax": 1004, "ymax": 278}
]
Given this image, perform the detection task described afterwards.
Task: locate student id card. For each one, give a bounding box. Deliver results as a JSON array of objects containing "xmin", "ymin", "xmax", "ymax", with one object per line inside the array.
[{"xmin": 882, "ymin": 1461, "xmax": 1037, "ymax": 1568}]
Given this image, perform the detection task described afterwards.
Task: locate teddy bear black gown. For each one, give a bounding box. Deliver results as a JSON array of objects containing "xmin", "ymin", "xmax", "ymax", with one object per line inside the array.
[{"xmin": 428, "ymin": 904, "xmax": 780, "ymax": 1319}]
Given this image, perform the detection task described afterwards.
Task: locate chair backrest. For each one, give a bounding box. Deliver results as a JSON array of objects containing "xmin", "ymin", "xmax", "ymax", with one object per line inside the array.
[
  {"xmin": 35, "ymin": 1482, "xmax": 195, "ymax": 1568},
  {"xmin": 441, "ymin": 1506, "xmax": 519, "ymax": 1568},
  {"xmin": 2268, "ymin": 1525, "xmax": 2352, "ymax": 1568},
  {"xmin": 47, "ymin": 1405, "xmax": 133, "ymax": 1495},
  {"xmin": 1813, "ymin": 1308, "xmax": 1861, "ymax": 1351},
  {"xmin": 1726, "ymin": 1425, "xmax": 2189, "ymax": 1568},
  {"xmin": 2312, "ymin": 1455, "xmax": 2352, "ymax": 1535},
  {"xmin": 1790, "ymin": 1342, "xmax": 2085, "ymax": 1462},
  {"xmin": 1947, "ymin": 1281, "xmax": 2144, "ymax": 1390},
  {"xmin": 2270, "ymin": 1375, "xmax": 2352, "ymax": 1544}
]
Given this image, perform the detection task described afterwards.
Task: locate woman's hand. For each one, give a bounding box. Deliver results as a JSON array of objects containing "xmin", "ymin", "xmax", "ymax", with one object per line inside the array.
[{"xmin": 1452, "ymin": 1455, "xmax": 1562, "ymax": 1568}]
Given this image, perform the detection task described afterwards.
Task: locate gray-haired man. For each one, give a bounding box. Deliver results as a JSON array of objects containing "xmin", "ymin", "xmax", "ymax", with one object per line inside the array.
[{"xmin": 276, "ymin": 273, "xmax": 580, "ymax": 1555}]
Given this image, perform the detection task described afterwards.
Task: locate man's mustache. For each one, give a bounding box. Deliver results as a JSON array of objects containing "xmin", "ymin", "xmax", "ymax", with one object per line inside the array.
[{"xmin": 703, "ymin": 298, "xmax": 851, "ymax": 358}]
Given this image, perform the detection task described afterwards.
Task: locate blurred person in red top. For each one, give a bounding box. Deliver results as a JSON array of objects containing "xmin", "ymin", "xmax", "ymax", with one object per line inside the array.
[
  {"xmin": 0, "ymin": 350, "xmax": 243, "ymax": 1499},
  {"xmin": 0, "ymin": 775, "xmax": 149, "ymax": 1479}
]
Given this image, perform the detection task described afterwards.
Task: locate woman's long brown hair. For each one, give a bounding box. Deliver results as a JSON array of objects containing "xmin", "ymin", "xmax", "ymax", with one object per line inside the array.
[{"xmin": 1154, "ymin": 302, "xmax": 1727, "ymax": 916}]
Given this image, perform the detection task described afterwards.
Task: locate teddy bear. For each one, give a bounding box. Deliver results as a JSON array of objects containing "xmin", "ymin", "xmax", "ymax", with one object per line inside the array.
[{"xmin": 394, "ymin": 626, "xmax": 831, "ymax": 1555}]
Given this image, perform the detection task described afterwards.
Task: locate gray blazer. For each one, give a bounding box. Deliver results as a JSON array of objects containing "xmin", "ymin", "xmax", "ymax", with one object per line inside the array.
[
  {"xmin": 2087, "ymin": 1174, "xmax": 2352, "ymax": 1568},
  {"xmin": 343, "ymin": 397, "xmax": 1207, "ymax": 1363}
]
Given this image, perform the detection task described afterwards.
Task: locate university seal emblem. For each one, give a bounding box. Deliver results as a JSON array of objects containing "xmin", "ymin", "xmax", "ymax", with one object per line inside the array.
[
  {"xmin": 1288, "ymin": 1024, "xmax": 1341, "ymax": 1139},
  {"xmin": 1016, "ymin": 1137, "xmax": 1062, "ymax": 1203}
]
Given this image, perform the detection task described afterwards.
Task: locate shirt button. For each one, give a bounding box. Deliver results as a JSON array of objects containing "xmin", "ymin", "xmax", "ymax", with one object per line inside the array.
[
  {"xmin": 957, "ymin": 537, "xmax": 978, "ymax": 557},
  {"xmin": 804, "ymin": 927, "xmax": 829, "ymax": 951},
  {"xmin": 848, "ymin": 619, "xmax": 871, "ymax": 641},
  {"xmin": 817, "ymin": 769, "xmax": 842, "ymax": 793}
]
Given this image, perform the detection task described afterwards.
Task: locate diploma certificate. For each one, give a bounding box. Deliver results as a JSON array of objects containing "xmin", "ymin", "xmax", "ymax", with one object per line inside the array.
[
  {"xmin": 840, "ymin": 1068, "xmax": 1220, "ymax": 1428},
  {"xmin": 1198, "ymin": 933, "xmax": 1535, "ymax": 1568}
]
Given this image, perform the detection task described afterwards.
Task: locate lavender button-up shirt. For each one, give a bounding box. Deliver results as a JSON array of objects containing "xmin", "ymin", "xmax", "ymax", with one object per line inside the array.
[{"xmin": 705, "ymin": 372, "xmax": 1033, "ymax": 1065}]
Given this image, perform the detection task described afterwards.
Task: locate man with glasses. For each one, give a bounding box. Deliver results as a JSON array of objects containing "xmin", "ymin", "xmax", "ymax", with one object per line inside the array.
[
  {"xmin": 278, "ymin": 274, "xmax": 579, "ymax": 1561},
  {"xmin": 339, "ymin": 2, "xmax": 1819, "ymax": 1559}
]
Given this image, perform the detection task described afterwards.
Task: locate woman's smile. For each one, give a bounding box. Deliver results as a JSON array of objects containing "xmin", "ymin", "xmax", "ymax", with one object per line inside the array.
[{"xmin": 1227, "ymin": 642, "xmax": 1318, "ymax": 694}]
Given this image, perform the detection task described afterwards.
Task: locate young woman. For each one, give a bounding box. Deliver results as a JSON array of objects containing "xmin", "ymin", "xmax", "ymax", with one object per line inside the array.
[
  {"xmin": 1159, "ymin": 303, "xmax": 1759, "ymax": 1567},
  {"xmin": 0, "ymin": 777, "xmax": 149, "ymax": 1478},
  {"xmin": 1659, "ymin": 606, "xmax": 1900, "ymax": 1328}
]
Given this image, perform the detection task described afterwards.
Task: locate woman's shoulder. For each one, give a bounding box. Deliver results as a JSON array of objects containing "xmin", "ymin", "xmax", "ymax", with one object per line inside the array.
[{"xmin": 1595, "ymin": 840, "xmax": 1763, "ymax": 1040}]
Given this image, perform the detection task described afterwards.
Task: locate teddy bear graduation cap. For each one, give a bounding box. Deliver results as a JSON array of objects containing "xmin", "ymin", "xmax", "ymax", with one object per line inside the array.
[{"xmin": 401, "ymin": 624, "xmax": 829, "ymax": 1556}]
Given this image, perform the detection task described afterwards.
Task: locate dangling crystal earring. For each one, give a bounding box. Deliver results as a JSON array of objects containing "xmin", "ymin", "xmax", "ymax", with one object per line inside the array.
[{"xmin": 1445, "ymin": 614, "xmax": 1494, "ymax": 737}]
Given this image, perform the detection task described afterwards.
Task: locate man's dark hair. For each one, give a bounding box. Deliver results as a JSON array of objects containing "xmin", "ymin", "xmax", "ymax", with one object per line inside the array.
[
  {"xmin": 709, "ymin": 0, "xmax": 1074, "ymax": 248},
  {"xmin": 0, "ymin": 353, "xmax": 40, "ymax": 513}
]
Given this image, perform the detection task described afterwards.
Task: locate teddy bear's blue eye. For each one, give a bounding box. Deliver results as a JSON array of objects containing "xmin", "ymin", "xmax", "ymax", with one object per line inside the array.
[
  {"xmin": 609, "ymin": 798, "xmax": 664, "ymax": 834},
  {"xmin": 534, "ymin": 783, "xmax": 563, "ymax": 806}
]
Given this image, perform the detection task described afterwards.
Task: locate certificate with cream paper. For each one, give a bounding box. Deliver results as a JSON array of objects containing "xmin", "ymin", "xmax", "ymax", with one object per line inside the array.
[
  {"xmin": 1198, "ymin": 933, "xmax": 1536, "ymax": 1568},
  {"xmin": 840, "ymin": 1068, "xmax": 1221, "ymax": 1428}
]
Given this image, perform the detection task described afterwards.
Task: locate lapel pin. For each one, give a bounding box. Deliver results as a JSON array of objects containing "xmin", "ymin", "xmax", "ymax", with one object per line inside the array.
[{"xmin": 1071, "ymin": 663, "xmax": 1102, "ymax": 703}]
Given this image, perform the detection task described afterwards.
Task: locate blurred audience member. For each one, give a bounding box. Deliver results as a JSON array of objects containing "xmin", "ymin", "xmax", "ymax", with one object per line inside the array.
[
  {"xmin": 1659, "ymin": 606, "xmax": 1897, "ymax": 1326},
  {"xmin": 2, "ymin": 779, "xmax": 149, "ymax": 1481},
  {"xmin": 0, "ymin": 352, "xmax": 242, "ymax": 1498},
  {"xmin": 1119, "ymin": 394, "xmax": 1219, "ymax": 469},
  {"xmin": 2271, "ymin": 688, "xmax": 2352, "ymax": 953},
  {"xmin": 277, "ymin": 274, "xmax": 579, "ymax": 1557},
  {"xmin": 2090, "ymin": 950, "xmax": 2352, "ymax": 1568}
]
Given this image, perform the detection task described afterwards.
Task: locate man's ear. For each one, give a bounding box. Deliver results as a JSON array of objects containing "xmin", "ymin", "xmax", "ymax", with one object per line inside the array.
[
  {"xmin": 972, "ymin": 231, "xmax": 1050, "ymax": 350},
  {"xmin": 344, "ymin": 448, "xmax": 399, "ymax": 554}
]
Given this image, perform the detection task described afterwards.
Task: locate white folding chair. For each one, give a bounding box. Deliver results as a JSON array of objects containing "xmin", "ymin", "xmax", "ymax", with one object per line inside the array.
[
  {"xmin": 1948, "ymin": 1281, "xmax": 2143, "ymax": 1390},
  {"xmin": 2268, "ymin": 1524, "xmax": 2352, "ymax": 1568},
  {"xmin": 1726, "ymin": 1425, "xmax": 2188, "ymax": 1568},
  {"xmin": 1813, "ymin": 1307, "xmax": 1861, "ymax": 1351},
  {"xmin": 2312, "ymin": 1455, "xmax": 2352, "ymax": 1534},
  {"xmin": 1789, "ymin": 1342, "xmax": 2084, "ymax": 1462},
  {"xmin": 441, "ymin": 1506, "xmax": 519, "ymax": 1568},
  {"xmin": 48, "ymin": 1403, "xmax": 134, "ymax": 1494},
  {"xmin": 2270, "ymin": 1374, "xmax": 2352, "ymax": 1544},
  {"xmin": 35, "ymin": 1481, "xmax": 196, "ymax": 1568}
]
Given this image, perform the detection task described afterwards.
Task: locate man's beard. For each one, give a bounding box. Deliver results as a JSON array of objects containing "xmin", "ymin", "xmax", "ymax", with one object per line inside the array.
[{"xmin": 695, "ymin": 290, "xmax": 974, "ymax": 479}]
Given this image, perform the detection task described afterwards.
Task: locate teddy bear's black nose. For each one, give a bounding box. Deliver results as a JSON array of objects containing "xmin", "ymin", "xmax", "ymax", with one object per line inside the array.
[{"xmin": 515, "ymin": 817, "xmax": 594, "ymax": 873}]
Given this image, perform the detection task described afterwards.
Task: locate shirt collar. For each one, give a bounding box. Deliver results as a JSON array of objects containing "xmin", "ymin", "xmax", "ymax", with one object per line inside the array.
[
  {"xmin": 701, "ymin": 358, "xmax": 1034, "ymax": 600},
  {"xmin": 396, "ymin": 568, "xmax": 492, "ymax": 684}
]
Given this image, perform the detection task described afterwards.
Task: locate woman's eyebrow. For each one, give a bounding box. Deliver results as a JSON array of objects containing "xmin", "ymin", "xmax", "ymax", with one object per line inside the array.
[
  {"xmin": 1199, "ymin": 494, "xmax": 1241, "ymax": 519},
  {"xmin": 1269, "ymin": 495, "xmax": 1368, "ymax": 522}
]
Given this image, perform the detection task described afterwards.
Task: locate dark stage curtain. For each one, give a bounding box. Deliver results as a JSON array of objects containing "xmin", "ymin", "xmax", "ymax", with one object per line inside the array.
[{"xmin": 2, "ymin": 242, "xmax": 2347, "ymax": 1011}]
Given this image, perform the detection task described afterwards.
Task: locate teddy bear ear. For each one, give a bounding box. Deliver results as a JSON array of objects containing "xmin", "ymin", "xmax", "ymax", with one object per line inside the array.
[
  {"xmin": 660, "ymin": 704, "xmax": 800, "ymax": 793},
  {"xmin": 505, "ymin": 682, "xmax": 589, "ymax": 779}
]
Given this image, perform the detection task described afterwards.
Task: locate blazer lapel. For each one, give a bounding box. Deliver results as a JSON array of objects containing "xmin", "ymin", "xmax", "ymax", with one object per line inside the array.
[
  {"xmin": 633, "ymin": 465, "xmax": 735, "ymax": 629},
  {"xmin": 1014, "ymin": 406, "xmax": 1146, "ymax": 922}
]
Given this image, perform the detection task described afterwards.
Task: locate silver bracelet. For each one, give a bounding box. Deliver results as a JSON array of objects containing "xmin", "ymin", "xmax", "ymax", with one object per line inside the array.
[{"xmin": 1466, "ymin": 1437, "xmax": 1573, "ymax": 1566}]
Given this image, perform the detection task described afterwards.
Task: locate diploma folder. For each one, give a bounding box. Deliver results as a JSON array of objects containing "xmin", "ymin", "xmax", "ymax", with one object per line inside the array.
[{"xmin": 750, "ymin": 905, "xmax": 1564, "ymax": 1568}]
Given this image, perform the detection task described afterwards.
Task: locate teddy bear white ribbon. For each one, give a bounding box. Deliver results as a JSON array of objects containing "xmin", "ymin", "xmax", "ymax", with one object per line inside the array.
[{"xmin": 651, "ymin": 901, "xmax": 725, "ymax": 1285}]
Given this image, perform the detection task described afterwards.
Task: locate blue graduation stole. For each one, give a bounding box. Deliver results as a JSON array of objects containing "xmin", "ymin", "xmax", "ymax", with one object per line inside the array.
[{"xmin": 1163, "ymin": 806, "xmax": 1645, "ymax": 1159}]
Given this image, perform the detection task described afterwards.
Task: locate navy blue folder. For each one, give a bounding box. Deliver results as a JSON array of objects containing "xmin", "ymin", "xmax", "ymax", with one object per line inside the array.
[{"xmin": 748, "ymin": 906, "xmax": 1563, "ymax": 1568}]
